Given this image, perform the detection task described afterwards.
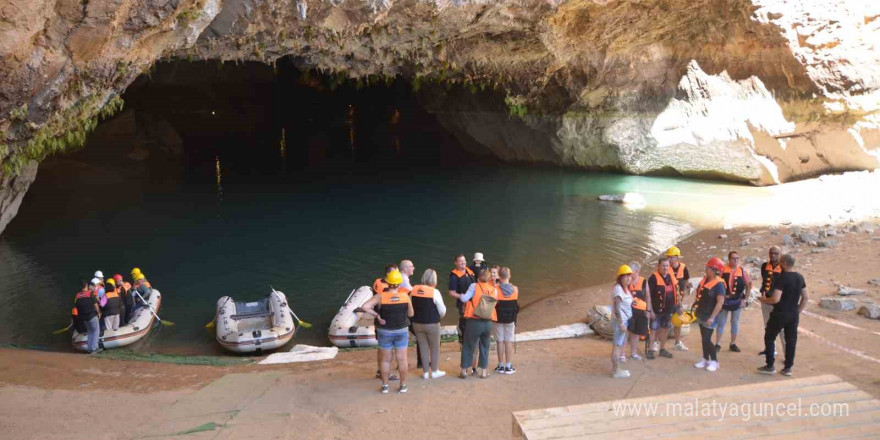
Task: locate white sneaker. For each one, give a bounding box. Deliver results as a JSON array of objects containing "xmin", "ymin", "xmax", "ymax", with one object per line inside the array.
[
  {"xmin": 619, "ymin": 355, "xmax": 627, "ymax": 363},
  {"xmin": 422, "ymin": 372, "xmax": 430, "ymax": 379},
  {"xmin": 651, "ymin": 342, "xmax": 659, "ymax": 352},
  {"xmin": 612, "ymin": 369, "xmax": 631, "ymax": 379},
  {"xmin": 674, "ymin": 341, "xmax": 689, "ymax": 351},
  {"xmin": 431, "ymin": 370, "xmax": 446, "ymax": 379},
  {"xmin": 694, "ymin": 359, "xmax": 708, "ymax": 369},
  {"xmin": 630, "ymin": 353, "xmax": 642, "ymax": 360},
  {"xmin": 706, "ymin": 361, "xmax": 719, "ymax": 372}
]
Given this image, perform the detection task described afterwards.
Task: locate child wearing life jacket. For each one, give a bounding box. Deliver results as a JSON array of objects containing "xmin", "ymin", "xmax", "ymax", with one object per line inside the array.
[{"xmin": 493, "ymin": 267, "xmax": 519, "ymax": 374}]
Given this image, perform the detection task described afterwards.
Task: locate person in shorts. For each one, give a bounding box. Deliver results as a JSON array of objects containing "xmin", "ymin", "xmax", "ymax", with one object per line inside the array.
[
  {"xmin": 626, "ymin": 262, "xmax": 650, "ymax": 360},
  {"xmin": 361, "ymin": 270, "xmax": 414, "ymax": 394},
  {"xmin": 647, "ymin": 257, "xmax": 677, "ymax": 359},
  {"xmin": 611, "ymin": 265, "xmax": 634, "ymax": 378},
  {"xmin": 493, "ymin": 267, "xmax": 519, "ymax": 374}
]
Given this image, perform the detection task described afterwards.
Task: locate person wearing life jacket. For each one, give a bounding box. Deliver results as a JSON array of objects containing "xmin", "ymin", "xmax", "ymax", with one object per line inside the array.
[
  {"xmin": 409, "ymin": 269, "xmax": 447, "ymax": 380},
  {"xmin": 666, "ymin": 246, "xmax": 691, "ymax": 352},
  {"xmin": 757, "ymin": 253, "xmax": 809, "ymax": 377},
  {"xmin": 132, "ymin": 271, "xmax": 153, "ymax": 306},
  {"xmin": 361, "ymin": 269, "xmax": 414, "ymax": 394},
  {"xmin": 101, "ymin": 279, "xmax": 123, "ymax": 331},
  {"xmin": 715, "ymin": 251, "xmax": 752, "ymax": 353},
  {"xmin": 493, "ymin": 267, "xmax": 519, "ymax": 375},
  {"xmin": 647, "ymin": 257, "xmax": 677, "ymax": 359},
  {"xmin": 114, "ymin": 274, "xmax": 134, "ymax": 324},
  {"xmin": 459, "ymin": 268, "xmax": 498, "ymax": 379},
  {"xmin": 371, "ymin": 264, "xmax": 404, "ymax": 380},
  {"xmin": 75, "ymin": 280, "xmax": 102, "ymax": 354},
  {"xmin": 448, "ymin": 254, "xmax": 476, "ymax": 347},
  {"xmin": 611, "ymin": 265, "xmax": 635, "ymax": 379},
  {"xmin": 93, "ymin": 270, "xmax": 106, "ymax": 299},
  {"xmin": 759, "ymin": 246, "xmax": 785, "ymax": 357},
  {"xmin": 626, "ymin": 262, "xmax": 651, "ymax": 361},
  {"xmin": 692, "ymin": 257, "xmax": 727, "ymax": 372}
]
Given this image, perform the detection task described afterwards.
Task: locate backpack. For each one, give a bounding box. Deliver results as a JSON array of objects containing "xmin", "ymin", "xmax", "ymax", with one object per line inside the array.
[{"xmin": 472, "ymin": 285, "xmax": 498, "ymax": 320}]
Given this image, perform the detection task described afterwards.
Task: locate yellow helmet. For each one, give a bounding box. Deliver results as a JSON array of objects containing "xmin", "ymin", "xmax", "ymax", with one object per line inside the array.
[
  {"xmin": 131, "ymin": 267, "xmax": 142, "ymax": 275},
  {"xmin": 105, "ymin": 278, "xmax": 116, "ymax": 286},
  {"xmin": 385, "ymin": 270, "xmax": 403, "ymax": 285},
  {"xmin": 134, "ymin": 274, "xmax": 146, "ymax": 282},
  {"xmin": 666, "ymin": 246, "xmax": 681, "ymax": 257},
  {"xmin": 616, "ymin": 265, "xmax": 633, "ymax": 276},
  {"xmin": 672, "ymin": 310, "xmax": 696, "ymax": 327}
]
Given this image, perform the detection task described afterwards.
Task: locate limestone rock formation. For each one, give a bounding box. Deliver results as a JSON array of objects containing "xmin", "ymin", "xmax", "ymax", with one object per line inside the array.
[{"xmin": 1, "ymin": 0, "xmax": 879, "ymax": 234}]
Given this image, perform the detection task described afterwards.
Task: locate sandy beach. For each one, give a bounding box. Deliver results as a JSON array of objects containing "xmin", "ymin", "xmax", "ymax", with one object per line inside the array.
[{"xmin": 1, "ymin": 221, "xmax": 879, "ymax": 439}]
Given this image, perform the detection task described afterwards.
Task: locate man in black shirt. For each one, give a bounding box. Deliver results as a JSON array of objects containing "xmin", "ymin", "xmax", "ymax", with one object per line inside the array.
[{"xmin": 757, "ymin": 254, "xmax": 809, "ymax": 376}]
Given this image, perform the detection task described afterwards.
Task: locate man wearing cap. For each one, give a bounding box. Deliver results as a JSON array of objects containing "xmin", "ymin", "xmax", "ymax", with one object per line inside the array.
[{"xmin": 469, "ymin": 252, "xmax": 488, "ymax": 278}]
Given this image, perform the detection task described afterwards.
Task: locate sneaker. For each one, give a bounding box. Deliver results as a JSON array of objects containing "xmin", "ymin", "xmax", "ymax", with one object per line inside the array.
[
  {"xmin": 706, "ymin": 361, "xmax": 719, "ymax": 372},
  {"xmin": 380, "ymin": 384, "xmax": 389, "ymax": 394},
  {"xmin": 504, "ymin": 366, "xmax": 517, "ymax": 375},
  {"xmin": 431, "ymin": 370, "xmax": 446, "ymax": 379},
  {"xmin": 714, "ymin": 344, "xmax": 721, "ymax": 352},
  {"xmin": 651, "ymin": 342, "xmax": 659, "ymax": 352},
  {"xmin": 674, "ymin": 341, "xmax": 689, "ymax": 351},
  {"xmin": 780, "ymin": 368, "xmax": 793, "ymax": 377},
  {"xmin": 611, "ymin": 369, "xmax": 631, "ymax": 379},
  {"xmin": 398, "ymin": 385, "xmax": 408, "ymax": 393},
  {"xmin": 630, "ymin": 353, "xmax": 642, "ymax": 361},
  {"xmin": 757, "ymin": 365, "xmax": 776, "ymax": 375},
  {"xmin": 659, "ymin": 349, "xmax": 673, "ymax": 358},
  {"xmin": 646, "ymin": 350, "xmax": 656, "ymax": 360},
  {"xmin": 758, "ymin": 350, "xmax": 778, "ymax": 356},
  {"xmin": 375, "ymin": 370, "xmax": 381, "ymax": 379},
  {"xmin": 422, "ymin": 372, "xmax": 430, "ymax": 379},
  {"xmin": 694, "ymin": 359, "xmax": 708, "ymax": 369},
  {"xmin": 619, "ymin": 355, "xmax": 627, "ymax": 363},
  {"xmin": 469, "ymin": 367, "xmax": 477, "ymax": 376},
  {"xmin": 729, "ymin": 344, "xmax": 741, "ymax": 353},
  {"xmin": 494, "ymin": 365, "xmax": 505, "ymax": 373}
]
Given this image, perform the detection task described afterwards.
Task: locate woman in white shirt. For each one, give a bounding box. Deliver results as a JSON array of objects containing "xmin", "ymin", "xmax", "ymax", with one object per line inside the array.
[
  {"xmin": 409, "ymin": 269, "xmax": 448, "ymax": 379},
  {"xmin": 611, "ymin": 265, "xmax": 634, "ymax": 379}
]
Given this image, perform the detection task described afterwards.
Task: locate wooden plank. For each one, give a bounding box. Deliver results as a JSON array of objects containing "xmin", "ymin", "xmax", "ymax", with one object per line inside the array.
[
  {"xmin": 514, "ymin": 374, "xmax": 842, "ymax": 422},
  {"xmin": 524, "ymin": 393, "xmax": 876, "ymax": 440},
  {"xmin": 519, "ymin": 380, "xmax": 856, "ymax": 431},
  {"xmin": 513, "ymin": 375, "xmax": 880, "ymax": 440}
]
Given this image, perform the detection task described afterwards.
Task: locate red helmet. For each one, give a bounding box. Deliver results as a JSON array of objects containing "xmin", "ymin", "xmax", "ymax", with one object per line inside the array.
[
  {"xmin": 706, "ymin": 257, "xmax": 724, "ymax": 272},
  {"xmin": 113, "ymin": 274, "xmax": 124, "ymax": 282}
]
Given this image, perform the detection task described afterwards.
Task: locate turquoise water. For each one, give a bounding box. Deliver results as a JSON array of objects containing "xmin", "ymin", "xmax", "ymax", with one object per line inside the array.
[{"xmin": 0, "ymin": 61, "xmax": 749, "ymax": 354}]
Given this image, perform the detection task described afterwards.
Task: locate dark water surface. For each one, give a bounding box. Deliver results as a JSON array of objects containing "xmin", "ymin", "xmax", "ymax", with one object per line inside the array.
[{"xmin": 0, "ymin": 61, "xmax": 744, "ymax": 354}]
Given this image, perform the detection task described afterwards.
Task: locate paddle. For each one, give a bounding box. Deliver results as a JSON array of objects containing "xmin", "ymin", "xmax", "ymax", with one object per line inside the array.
[
  {"xmin": 132, "ymin": 290, "xmax": 174, "ymax": 326},
  {"xmin": 270, "ymin": 286, "xmax": 312, "ymax": 329},
  {"xmin": 205, "ymin": 297, "xmax": 231, "ymax": 328},
  {"xmin": 52, "ymin": 323, "xmax": 72, "ymax": 335}
]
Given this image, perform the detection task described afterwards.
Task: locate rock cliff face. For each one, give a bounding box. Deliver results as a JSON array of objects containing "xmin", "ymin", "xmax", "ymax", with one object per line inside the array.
[{"xmin": 1, "ymin": 0, "xmax": 879, "ymax": 234}]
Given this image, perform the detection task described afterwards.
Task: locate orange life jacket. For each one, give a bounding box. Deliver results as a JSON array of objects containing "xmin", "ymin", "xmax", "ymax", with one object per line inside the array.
[
  {"xmin": 463, "ymin": 282, "xmax": 497, "ymax": 321},
  {"xmin": 495, "ymin": 284, "xmax": 519, "ymax": 324},
  {"xmin": 649, "ymin": 271, "xmax": 678, "ymax": 313},
  {"xmin": 372, "ymin": 278, "xmax": 387, "ymax": 295},
  {"xmin": 451, "ymin": 267, "xmax": 475, "ymax": 279},
  {"xmin": 378, "ymin": 289, "xmax": 411, "ymax": 330},
  {"xmin": 760, "ymin": 262, "xmax": 782, "ymax": 295},
  {"xmin": 410, "ymin": 284, "xmax": 440, "ymax": 324},
  {"xmin": 722, "ymin": 265, "xmax": 746, "ymax": 308},
  {"xmin": 694, "ymin": 277, "xmax": 725, "ymax": 320},
  {"xmin": 629, "ymin": 276, "xmax": 648, "ymax": 311}
]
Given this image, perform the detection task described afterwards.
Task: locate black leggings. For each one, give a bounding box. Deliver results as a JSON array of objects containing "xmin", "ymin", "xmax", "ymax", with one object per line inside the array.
[{"xmin": 700, "ymin": 324, "xmax": 717, "ymax": 361}]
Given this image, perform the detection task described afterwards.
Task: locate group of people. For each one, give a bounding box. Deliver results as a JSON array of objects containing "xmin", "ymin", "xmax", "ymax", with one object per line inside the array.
[
  {"xmin": 359, "ymin": 253, "xmax": 519, "ymax": 394},
  {"xmin": 610, "ymin": 245, "xmax": 808, "ymax": 379},
  {"xmin": 72, "ymin": 268, "xmax": 154, "ymax": 354}
]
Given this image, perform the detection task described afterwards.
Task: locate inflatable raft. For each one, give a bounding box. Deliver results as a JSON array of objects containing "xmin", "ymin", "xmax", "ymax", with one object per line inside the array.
[
  {"xmin": 215, "ymin": 290, "xmax": 296, "ymax": 354},
  {"xmin": 72, "ymin": 289, "xmax": 162, "ymax": 352},
  {"xmin": 328, "ymin": 286, "xmax": 379, "ymax": 348}
]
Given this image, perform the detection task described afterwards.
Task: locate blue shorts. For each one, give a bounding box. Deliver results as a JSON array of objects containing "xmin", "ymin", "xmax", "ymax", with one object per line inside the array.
[
  {"xmin": 376, "ymin": 328, "xmax": 409, "ymax": 350},
  {"xmin": 652, "ymin": 312, "xmax": 673, "ymax": 330},
  {"xmin": 611, "ymin": 317, "xmax": 630, "ymax": 347}
]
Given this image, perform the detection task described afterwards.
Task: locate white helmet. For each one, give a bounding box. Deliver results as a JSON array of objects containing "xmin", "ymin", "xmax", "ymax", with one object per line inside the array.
[
  {"xmin": 90, "ymin": 277, "xmax": 101, "ymax": 286},
  {"xmin": 94, "ymin": 270, "xmax": 104, "ymax": 278}
]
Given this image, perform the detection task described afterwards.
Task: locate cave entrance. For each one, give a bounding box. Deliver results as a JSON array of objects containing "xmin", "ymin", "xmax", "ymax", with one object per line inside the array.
[{"xmin": 77, "ymin": 58, "xmax": 497, "ymax": 189}]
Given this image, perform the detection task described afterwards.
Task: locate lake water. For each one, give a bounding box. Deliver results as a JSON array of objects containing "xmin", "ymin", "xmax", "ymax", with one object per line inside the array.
[{"xmin": 0, "ymin": 61, "xmax": 759, "ymax": 354}]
